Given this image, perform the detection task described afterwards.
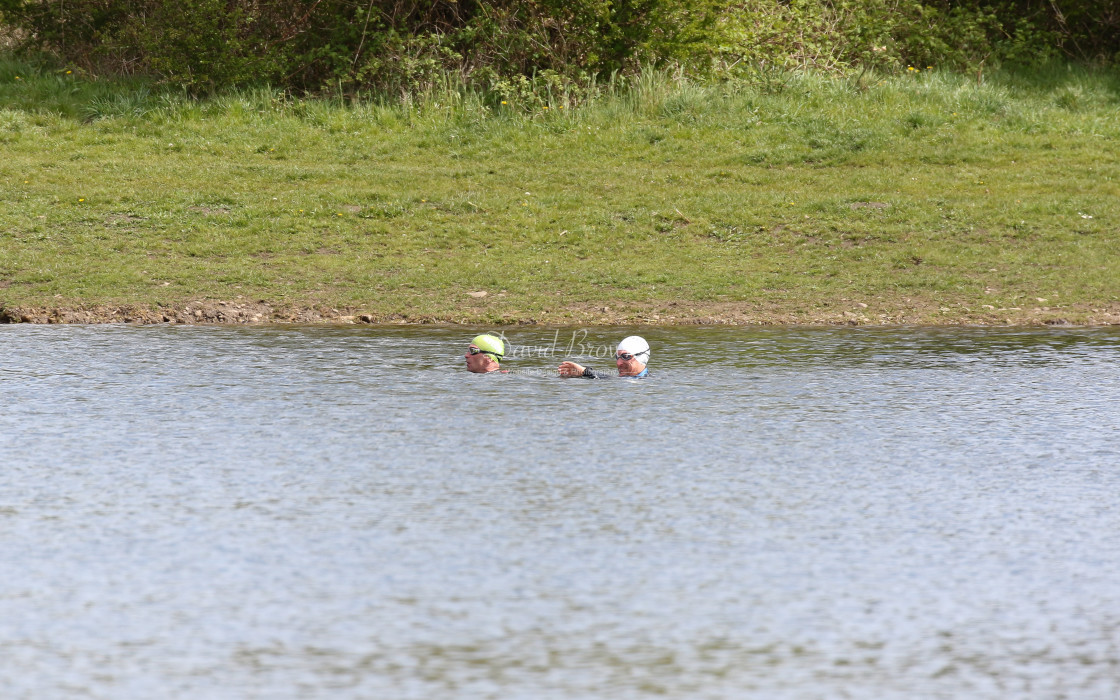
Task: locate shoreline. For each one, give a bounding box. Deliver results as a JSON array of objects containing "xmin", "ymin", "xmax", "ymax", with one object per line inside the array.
[{"xmin": 4, "ymin": 301, "xmax": 1119, "ymax": 327}]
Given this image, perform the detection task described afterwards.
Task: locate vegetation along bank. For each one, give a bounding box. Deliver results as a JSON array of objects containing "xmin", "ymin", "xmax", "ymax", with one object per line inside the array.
[{"xmin": 1, "ymin": 63, "xmax": 1118, "ymax": 326}]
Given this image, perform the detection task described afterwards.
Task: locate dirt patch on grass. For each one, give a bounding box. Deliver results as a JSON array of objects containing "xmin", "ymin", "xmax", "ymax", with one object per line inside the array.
[
  {"xmin": 849, "ymin": 202, "xmax": 890, "ymax": 209},
  {"xmin": 3, "ymin": 299, "xmax": 1119, "ymax": 326},
  {"xmin": 106, "ymin": 213, "xmax": 146, "ymax": 224}
]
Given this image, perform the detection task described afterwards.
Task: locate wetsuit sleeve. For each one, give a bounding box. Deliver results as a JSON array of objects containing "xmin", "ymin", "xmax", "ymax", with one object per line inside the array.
[{"xmin": 576, "ymin": 367, "xmax": 649, "ymax": 379}]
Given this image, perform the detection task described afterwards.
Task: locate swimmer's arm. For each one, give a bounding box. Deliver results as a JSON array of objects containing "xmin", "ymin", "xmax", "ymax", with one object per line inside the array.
[{"xmin": 558, "ymin": 361, "xmax": 605, "ymax": 378}]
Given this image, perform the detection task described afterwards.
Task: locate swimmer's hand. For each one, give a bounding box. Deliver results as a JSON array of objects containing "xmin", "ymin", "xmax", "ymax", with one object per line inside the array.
[{"xmin": 558, "ymin": 361, "xmax": 586, "ymax": 378}]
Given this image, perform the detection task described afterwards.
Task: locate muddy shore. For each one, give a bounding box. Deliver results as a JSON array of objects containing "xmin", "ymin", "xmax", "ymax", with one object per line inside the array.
[{"xmin": 3, "ymin": 300, "xmax": 1119, "ymax": 327}]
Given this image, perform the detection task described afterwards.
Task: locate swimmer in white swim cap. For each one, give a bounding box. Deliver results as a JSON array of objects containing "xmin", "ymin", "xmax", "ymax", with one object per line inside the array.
[{"xmin": 558, "ymin": 335, "xmax": 650, "ymax": 378}]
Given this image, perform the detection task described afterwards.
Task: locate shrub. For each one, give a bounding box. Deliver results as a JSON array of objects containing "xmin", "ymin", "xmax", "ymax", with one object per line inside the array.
[{"xmin": 0, "ymin": 0, "xmax": 1115, "ymax": 93}]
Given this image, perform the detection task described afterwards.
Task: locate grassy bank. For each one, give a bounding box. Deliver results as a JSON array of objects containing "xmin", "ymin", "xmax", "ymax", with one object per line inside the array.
[{"xmin": 1, "ymin": 60, "xmax": 1118, "ymax": 325}]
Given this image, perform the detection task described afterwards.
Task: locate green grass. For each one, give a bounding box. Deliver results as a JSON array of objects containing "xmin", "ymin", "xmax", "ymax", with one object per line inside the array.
[{"xmin": 1, "ymin": 58, "xmax": 1118, "ymax": 324}]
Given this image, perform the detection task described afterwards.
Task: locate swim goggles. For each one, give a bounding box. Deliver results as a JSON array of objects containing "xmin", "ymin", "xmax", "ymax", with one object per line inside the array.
[
  {"xmin": 468, "ymin": 346, "xmax": 503, "ymax": 359},
  {"xmin": 616, "ymin": 351, "xmax": 647, "ymax": 361}
]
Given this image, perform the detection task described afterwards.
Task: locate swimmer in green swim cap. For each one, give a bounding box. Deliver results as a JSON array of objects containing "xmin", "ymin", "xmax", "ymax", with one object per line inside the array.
[{"xmin": 465, "ymin": 333, "xmax": 506, "ymax": 373}]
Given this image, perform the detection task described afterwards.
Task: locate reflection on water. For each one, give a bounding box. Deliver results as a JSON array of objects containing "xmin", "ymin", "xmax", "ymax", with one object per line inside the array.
[{"xmin": 1, "ymin": 325, "xmax": 1119, "ymax": 699}]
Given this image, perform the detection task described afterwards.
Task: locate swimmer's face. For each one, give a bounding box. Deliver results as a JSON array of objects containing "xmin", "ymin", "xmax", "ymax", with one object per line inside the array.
[
  {"xmin": 465, "ymin": 345, "xmax": 495, "ymax": 373},
  {"xmin": 616, "ymin": 351, "xmax": 646, "ymax": 376}
]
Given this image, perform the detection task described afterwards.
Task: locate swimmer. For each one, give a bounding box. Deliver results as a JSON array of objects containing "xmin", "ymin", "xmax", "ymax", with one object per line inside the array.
[
  {"xmin": 558, "ymin": 335, "xmax": 650, "ymax": 378},
  {"xmin": 464, "ymin": 334, "xmax": 506, "ymax": 373}
]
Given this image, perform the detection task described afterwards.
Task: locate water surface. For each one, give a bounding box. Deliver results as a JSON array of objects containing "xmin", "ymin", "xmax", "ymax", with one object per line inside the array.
[{"xmin": 2, "ymin": 325, "xmax": 1119, "ymax": 699}]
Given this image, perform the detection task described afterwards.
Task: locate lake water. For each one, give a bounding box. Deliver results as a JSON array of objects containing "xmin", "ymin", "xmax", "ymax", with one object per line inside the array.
[{"xmin": 1, "ymin": 325, "xmax": 1119, "ymax": 699}]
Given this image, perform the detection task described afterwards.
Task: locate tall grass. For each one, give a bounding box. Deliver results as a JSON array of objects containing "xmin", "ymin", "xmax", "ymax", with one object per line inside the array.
[{"xmin": 4, "ymin": 54, "xmax": 1117, "ymax": 130}]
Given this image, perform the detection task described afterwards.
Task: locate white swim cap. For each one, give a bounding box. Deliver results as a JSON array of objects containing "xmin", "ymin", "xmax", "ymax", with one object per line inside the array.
[{"xmin": 617, "ymin": 335, "xmax": 650, "ymax": 365}]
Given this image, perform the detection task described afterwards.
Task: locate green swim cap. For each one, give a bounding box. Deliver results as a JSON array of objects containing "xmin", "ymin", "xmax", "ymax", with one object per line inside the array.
[{"xmin": 471, "ymin": 334, "xmax": 505, "ymax": 361}]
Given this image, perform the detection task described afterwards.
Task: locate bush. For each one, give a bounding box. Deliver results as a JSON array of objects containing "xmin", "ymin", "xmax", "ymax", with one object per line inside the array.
[{"xmin": 0, "ymin": 0, "xmax": 1115, "ymax": 93}]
